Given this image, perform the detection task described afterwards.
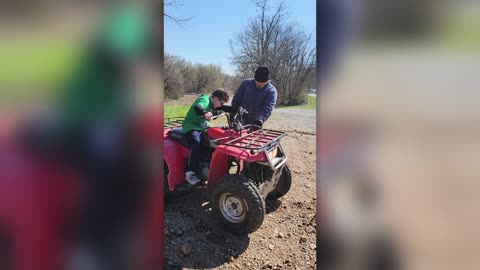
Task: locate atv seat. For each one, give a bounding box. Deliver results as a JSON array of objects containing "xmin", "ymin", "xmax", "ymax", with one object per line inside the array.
[{"xmin": 167, "ymin": 128, "xmax": 189, "ymax": 147}]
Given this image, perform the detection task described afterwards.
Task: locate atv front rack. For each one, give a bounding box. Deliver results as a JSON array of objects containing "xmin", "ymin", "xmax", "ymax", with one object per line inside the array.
[
  {"xmin": 213, "ymin": 129, "xmax": 287, "ymax": 169},
  {"xmin": 213, "ymin": 129, "xmax": 286, "ymax": 154}
]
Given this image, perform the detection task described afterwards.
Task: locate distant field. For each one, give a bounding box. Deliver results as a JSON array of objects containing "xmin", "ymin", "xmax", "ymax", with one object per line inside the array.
[
  {"xmin": 164, "ymin": 105, "xmax": 189, "ymax": 119},
  {"xmin": 164, "ymin": 93, "xmax": 316, "ymax": 121},
  {"xmin": 277, "ymin": 95, "xmax": 316, "ymax": 110}
]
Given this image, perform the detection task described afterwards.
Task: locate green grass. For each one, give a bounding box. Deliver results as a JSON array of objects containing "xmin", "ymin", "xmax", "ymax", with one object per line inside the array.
[
  {"xmin": 277, "ymin": 95, "xmax": 316, "ymax": 110},
  {"xmin": 165, "ymin": 94, "xmax": 317, "ymax": 121},
  {"xmin": 164, "ymin": 105, "xmax": 190, "ymax": 119},
  {"xmin": 442, "ymin": 9, "xmax": 480, "ymax": 47}
]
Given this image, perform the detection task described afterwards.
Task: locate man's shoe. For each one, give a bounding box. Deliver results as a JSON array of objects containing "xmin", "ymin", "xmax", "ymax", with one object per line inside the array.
[{"xmin": 185, "ymin": 171, "xmax": 201, "ymax": 186}]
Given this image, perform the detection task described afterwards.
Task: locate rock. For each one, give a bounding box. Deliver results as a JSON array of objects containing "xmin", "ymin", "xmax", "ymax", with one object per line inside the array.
[
  {"xmin": 309, "ymin": 244, "xmax": 317, "ymax": 250},
  {"xmin": 278, "ymin": 232, "xmax": 285, "ymax": 238},
  {"xmin": 228, "ymin": 256, "xmax": 235, "ymax": 263},
  {"xmin": 268, "ymin": 244, "xmax": 275, "ymax": 250},
  {"xmin": 174, "ymin": 229, "xmax": 184, "ymax": 236},
  {"xmin": 284, "ymin": 259, "xmax": 291, "ymax": 264},
  {"xmin": 287, "ymin": 233, "xmax": 292, "ymax": 237},
  {"xmin": 299, "ymin": 236, "xmax": 308, "ymax": 243},
  {"xmin": 262, "ymin": 262, "xmax": 273, "ymax": 269},
  {"xmin": 274, "ymin": 228, "xmax": 279, "ymax": 236},
  {"xmin": 180, "ymin": 243, "xmax": 192, "ymax": 256}
]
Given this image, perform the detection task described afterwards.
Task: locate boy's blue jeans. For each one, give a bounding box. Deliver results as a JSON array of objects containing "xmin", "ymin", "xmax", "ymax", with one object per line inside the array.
[{"xmin": 185, "ymin": 129, "xmax": 205, "ymax": 175}]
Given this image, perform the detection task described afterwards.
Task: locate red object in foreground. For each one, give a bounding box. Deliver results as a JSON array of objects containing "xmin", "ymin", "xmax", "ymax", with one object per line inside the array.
[
  {"xmin": 0, "ymin": 110, "xmax": 165, "ymax": 270},
  {"xmin": 0, "ymin": 145, "xmax": 79, "ymax": 270}
]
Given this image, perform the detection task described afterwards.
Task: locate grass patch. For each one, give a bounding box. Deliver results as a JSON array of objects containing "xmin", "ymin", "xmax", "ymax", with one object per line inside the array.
[
  {"xmin": 437, "ymin": 8, "xmax": 480, "ymax": 51},
  {"xmin": 164, "ymin": 105, "xmax": 190, "ymax": 119},
  {"xmin": 277, "ymin": 95, "xmax": 316, "ymax": 110}
]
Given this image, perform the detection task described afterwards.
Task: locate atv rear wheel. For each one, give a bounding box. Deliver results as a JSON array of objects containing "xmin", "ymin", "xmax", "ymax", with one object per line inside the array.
[
  {"xmin": 211, "ymin": 174, "xmax": 265, "ymax": 234},
  {"xmin": 267, "ymin": 164, "xmax": 292, "ymax": 199}
]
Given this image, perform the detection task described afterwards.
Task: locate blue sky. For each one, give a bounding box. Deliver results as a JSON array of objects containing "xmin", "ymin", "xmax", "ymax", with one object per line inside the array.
[{"xmin": 164, "ymin": 0, "xmax": 316, "ymax": 75}]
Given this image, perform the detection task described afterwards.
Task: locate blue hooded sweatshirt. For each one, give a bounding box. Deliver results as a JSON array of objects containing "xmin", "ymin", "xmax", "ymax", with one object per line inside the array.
[{"xmin": 231, "ymin": 78, "xmax": 277, "ymax": 125}]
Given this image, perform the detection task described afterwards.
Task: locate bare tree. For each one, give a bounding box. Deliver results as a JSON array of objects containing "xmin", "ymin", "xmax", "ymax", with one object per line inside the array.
[
  {"xmin": 164, "ymin": 0, "xmax": 191, "ymax": 25},
  {"xmin": 230, "ymin": 0, "xmax": 316, "ymax": 105},
  {"xmin": 164, "ymin": 53, "xmax": 192, "ymax": 99},
  {"xmin": 164, "ymin": 53, "xmax": 229, "ymax": 98},
  {"xmin": 188, "ymin": 64, "xmax": 224, "ymax": 94}
]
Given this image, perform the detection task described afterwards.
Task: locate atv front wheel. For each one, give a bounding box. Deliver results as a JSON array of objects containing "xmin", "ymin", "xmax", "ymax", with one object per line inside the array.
[
  {"xmin": 211, "ymin": 174, "xmax": 265, "ymax": 234},
  {"xmin": 267, "ymin": 164, "xmax": 292, "ymax": 199}
]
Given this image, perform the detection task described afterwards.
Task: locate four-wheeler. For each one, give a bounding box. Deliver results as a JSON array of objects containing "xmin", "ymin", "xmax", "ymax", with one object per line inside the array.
[{"xmin": 164, "ymin": 109, "xmax": 292, "ymax": 234}]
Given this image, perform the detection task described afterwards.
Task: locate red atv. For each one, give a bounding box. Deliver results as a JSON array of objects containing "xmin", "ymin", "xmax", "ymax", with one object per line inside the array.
[{"xmin": 164, "ymin": 109, "xmax": 292, "ymax": 234}]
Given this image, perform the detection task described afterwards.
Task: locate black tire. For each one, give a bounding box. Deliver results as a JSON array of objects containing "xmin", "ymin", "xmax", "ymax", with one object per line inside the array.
[
  {"xmin": 267, "ymin": 164, "xmax": 292, "ymax": 199},
  {"xmin": 210, "ymin": 174, "xmax": 265, "ymax": 234}
]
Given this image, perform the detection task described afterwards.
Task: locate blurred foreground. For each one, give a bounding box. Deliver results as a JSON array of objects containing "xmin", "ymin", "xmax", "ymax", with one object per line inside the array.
[{"xmin": 1, "ymin": 2, "xmax": 164, "ymax": 270}]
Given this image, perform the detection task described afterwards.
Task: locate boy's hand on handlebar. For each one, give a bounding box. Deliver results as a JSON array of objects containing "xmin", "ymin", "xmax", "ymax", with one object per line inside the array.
[
  {"xmin": 212, "ymin": 109, "xmax": 225, "ymax": 116},
  {"xmin": 204, "ymin": 112, "xmax": 213, "ymax": 120}
]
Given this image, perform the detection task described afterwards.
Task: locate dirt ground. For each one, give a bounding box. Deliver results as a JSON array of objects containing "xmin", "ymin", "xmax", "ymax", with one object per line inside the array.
[{"xmin": 164, "ymin": 108, "xmax": 318, "ymax": 270}]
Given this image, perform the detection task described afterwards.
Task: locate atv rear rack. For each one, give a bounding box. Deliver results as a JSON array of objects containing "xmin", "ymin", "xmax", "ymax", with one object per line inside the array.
[{"xmin": 164, "ymin": 117, "xmax": 185, "ymax": 129}]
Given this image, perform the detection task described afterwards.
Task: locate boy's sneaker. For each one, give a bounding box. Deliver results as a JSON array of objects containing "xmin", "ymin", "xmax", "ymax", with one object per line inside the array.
[{"xmin": 185, "ymin": 171, "xmax": 201, "ymax": 186}]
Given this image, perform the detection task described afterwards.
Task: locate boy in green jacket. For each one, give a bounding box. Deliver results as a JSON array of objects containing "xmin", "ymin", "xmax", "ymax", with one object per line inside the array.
[{"xmin": 182, "ymin": 89, "xmax": 230, "ymax": 185}]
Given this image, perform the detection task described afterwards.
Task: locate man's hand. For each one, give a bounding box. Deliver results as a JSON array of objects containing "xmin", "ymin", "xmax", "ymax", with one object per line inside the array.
[
  {"xmin": 204, "ymin": 112, "xmax": 213, "ymax": 120},
  {"xmin": 249, "ymin": 119, "xmax": 263, "ymax": 132}
]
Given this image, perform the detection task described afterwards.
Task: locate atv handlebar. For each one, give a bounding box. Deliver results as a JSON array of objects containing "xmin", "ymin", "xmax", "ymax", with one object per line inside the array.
[{"xmin": 210, "ymin": 111, "xmax": 226, "ymax": 121}]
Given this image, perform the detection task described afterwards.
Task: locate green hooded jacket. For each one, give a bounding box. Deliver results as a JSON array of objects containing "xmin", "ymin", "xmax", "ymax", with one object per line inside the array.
[{"xmin": 182, "ymin": 94, "xmax": 214, "ymax": 134}]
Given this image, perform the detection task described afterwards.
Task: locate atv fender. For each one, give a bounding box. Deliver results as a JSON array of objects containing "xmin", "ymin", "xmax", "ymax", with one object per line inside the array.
[
  {"xmin": 163, "ymin": 138, "xmax": 189, "ymax": 191},
  {"xmin": 206, "ymin": 145, "xmax": 268, "ymax": 194}
]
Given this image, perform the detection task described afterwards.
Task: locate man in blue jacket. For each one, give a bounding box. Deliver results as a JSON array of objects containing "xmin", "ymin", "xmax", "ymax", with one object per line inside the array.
[{"xmin": 230, "ymin": 66, "xmax": 277, "ymax": 128}]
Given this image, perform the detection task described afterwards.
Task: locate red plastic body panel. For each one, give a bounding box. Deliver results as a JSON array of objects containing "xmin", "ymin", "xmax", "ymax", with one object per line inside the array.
[
  {"xmin": 0, "ymin": 147, "xmax": 80, "ymax": 270},
  {"xmin": 163, "ymin": 138, "xmax": 189, "ymax": 190}
]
